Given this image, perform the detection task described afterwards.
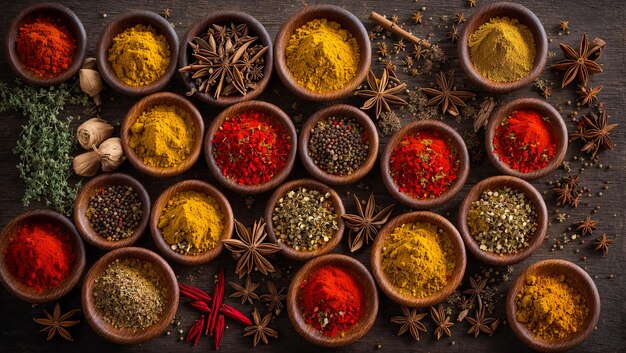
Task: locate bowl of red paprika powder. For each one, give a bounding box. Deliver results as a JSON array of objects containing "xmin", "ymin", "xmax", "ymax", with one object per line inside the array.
[
  {"xmin": 486, "ymin": 98, "xmax": 568, "ymax": 180},
  {"xmin": 287, "ymin": 254, "xmax": 378, "ymax": 347},
  {"xmin": 0, "ymin": 209, "xmax": 86, "ymax": 303},
  {"xmin": 5, "ymin": 2, "xmax": 87, "ymax": 86}
]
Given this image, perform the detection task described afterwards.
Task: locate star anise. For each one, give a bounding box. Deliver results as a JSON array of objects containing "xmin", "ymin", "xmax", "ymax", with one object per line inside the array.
[
  {"xmin": 229, "ymin": 276, "xmax": 260, "ymax": 304},
  {"xmin": 161, "ymin": 8, "xmax": 171, "ymax": 19},
  {"xmin": 554, "ymin": 183, "xmax": 574, "ymax": 206},
  {"xmin": 393, "ymin": 39, "xmax": 406, "ymax": 53},
  {"xmin": 33, "ymin": 303, "xmax": 80, "ymax": 341},
  {"xmin": 578, "ymin": 85, "xmax": 602, "ymax": 106},
  {"xmin": 356, "ymin": 69, "xmax": 408, "ymax": 119},
  {"xmin": 455, "ymin": 13, "xmax": 467, "ymax": 24},
  {"xmin": 577, "ymin": 109, "xmax": 618, "ymax": 157},
  {"xmin": 447, "ymin": 26, "xmax": 460, "ymax": 42},
  {"xmin": 463, "ymin": 277, "xmax": 487, "ymax": 306},
  {"xmin": 559, "ymin": 20, "xmax": 569, "ymax": 31},
  {"xmin": 411, "ymin": 44, "xmax": 424, "ymax": 61},
  {"xmin": 576, "ymin": 216, "xmax": 597, "ymax": 236},
  {"xmin": 467, "ymin": 0, "xmax": 477, "ymax": 7},
  {"xmin": 421, "ymin": 71, "xmax": 476, "ymax": 116},
  {"xmin": 565, "ymin": 174, "xmax": 580, "ymax": 188},
  {"xmin": 244, "ymin": 309, "xmax": 278, "ymax": 347},
  {"xmin": 430, "ymin": 305, "xmax": 454, "ymax": 340},
  {"xmin": 222, "ymin": 219, "xmax": 280, "ymax": 278},
  {"xmin": 541, "ymin": 86, "xmax": 552, "ymax": 99},
  {"xmin": 260, "ymin": 281, "xmax": 287, "ymax": 316},
  {"xmin": 594, "ymin": 233, "xmax": 613, "ymax": 253},
  {"xmin": 465, "ymin": 304, "xmax": 496, "ymax": 337},
  {"xmin": 390, "ymin": 307, "xmax": 428, "ymax": 341},
  {"xmin": 382, "ymin": 59, "xmax": 397, "ymax": 77},
  {"xmin": 377, "ymin": 42, "xmax": 389, "ymax": 57},
  {"xmin": 342, "ymin": 193, "xmax": 394, "ymax": 252},
  {"xmin": 412, "ymin": 11, "xmax": 423, "ymax": 24},
  {"xmin": 552, "ymin": 33, "xmax": 603, "ymax": 87}
]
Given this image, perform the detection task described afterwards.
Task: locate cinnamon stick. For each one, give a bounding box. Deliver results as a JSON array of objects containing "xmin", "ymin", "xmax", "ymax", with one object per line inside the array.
[{"xmin": 369, "ymin": 11, "xmax": 432, "ymax": 48}]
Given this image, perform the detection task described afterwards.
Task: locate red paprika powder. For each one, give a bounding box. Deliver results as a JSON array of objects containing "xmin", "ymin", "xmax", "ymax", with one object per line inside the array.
[
  {"xmin": 16, "ymin": 17, "xmax": 76, "ymax": 77},
  {"xmin": 212, "ymin": 110, "xmax": 291, "ymax": 185},
  {"xmin": 299, "ymin": 265, "xmax": 362, "ymax": 337},
  {"xmin": 4, "ymin": 223, "xmax": 75, "ymax": 292},
  {"xmin": 493, "ymin": 109, "xmax": 556, "ymax": 173},
  {"xmin": 389, "ymin": 131, "xmax": 459, "ymax": 199}
]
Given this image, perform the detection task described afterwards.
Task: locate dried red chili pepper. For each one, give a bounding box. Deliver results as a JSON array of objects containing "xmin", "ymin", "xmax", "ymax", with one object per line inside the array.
[
  {"xmin": 186, "ymin": 315, "xmax": 204, "ymax": 346},
  {"xmin": 220, "ymin": 303, "xmax": 252, "ymax": 326},
  {"xmin": 207, "ymin": 269, "xmax": 225, "ymax": 335},
  {"xmin": 179, "ymin": 283, "xmax": 212, "ymax": 302},
  {"xmin": 214, "ymin": 314, "xmax": 225, "ymax": 350},
  {"xmin": 191, "ymin": 301, "xmax": 211, "ymax": 314}
]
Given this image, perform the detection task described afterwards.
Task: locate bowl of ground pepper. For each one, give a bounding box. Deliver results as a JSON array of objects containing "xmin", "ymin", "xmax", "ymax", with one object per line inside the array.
[
  {"xmin": 5, "ymin": 2, "xmax": 86, "ymax": 86},
  {"xmin": 121, "ymin": 92, "xmax": 204, "ymax": 177},
  {"xmin": 506, "ymin": 259, "xmax": 600, "ymax": 352},
  {"xmin": 457, "ymin": 2, "xmax": 548, "ymax": 93},
  {"xmin": 371, "ymin": 211, "xmax": 466, "ymax": 308},
  {"xmin": 96, "ymin": 10, "xmax": 179, "ymax": 96},
  {"xmin": 82, "ymin": 247, "xmax": 178, "ymax": 344},
  {"xmin": 265, "ymin": 179, "xmax": 345, "ymax": 261},
  {"xmin": 149, "ymin": 179, "xmax": 234, "ymax": 265},
  {"xmin": 73, "ymin": 173, "xmax": 150, "ymax": 251},
  {"xmin": 0, "ymin": 209, "xmax": 86, "ymax": 303},
  {"xmin": 274, "ymin": 5, "xmax": 371, "ymax": 101},
  {"xmin": 458, "ymin": 175, "xmax": 548, "ymax": 266},
  {"xmin": 299, "ymin": 104, "xmax": 379, "ymax": 186}
]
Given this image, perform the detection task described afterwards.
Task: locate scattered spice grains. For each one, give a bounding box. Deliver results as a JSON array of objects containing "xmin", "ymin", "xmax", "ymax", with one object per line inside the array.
[
  {"xmin": 86, "ymin": 185, "xmax": 142, "ymax": 241},
  {"xmin": 308, "ymin": 116, "xmax": 369, "ymax": 175}
]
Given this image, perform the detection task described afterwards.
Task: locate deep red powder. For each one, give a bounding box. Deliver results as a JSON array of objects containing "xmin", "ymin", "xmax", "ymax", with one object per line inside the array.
[{"xmin": 16, "ymin": 17, "xmax": 76, "ymax": 77}]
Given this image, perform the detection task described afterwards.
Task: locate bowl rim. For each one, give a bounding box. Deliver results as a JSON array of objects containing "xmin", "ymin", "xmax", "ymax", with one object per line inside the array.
[
  {"xmin": 485, "ymin": 98, "xmax": 569, "ymax": 180},
  {"xmin": 81, "ymin": 246, "xmax": 179, "ymax": 345},
  {"xmin": 505, "ymin": 259, "xmax": 601, "ymax": 352},
  {"xmin": 287, "ymin": 254, "xmax": 379, "ymax": 347},
  {"xmin": 273, "ymin": 4, "xmax": 372, "ymax": 101},
  {"xmin": 149, "ymin": 179, "xmax": 234, "ymax": 265},
  {"xmin": 298, "ymin": 104, "xmax": 379, "ymax": 186},
  {"xmin": 380, "ymin": 120, "xmax": 470, "ymax": 209},
  {"xmin": 0, "ymin": 209, "xmax": 86, "ymax": 303},
  {"xmin": 204, "ymin": 100, "xmax": 297, "ymax": 194},
  {"xmin": 96, "ymin": 10, "xmax": 179, "ymax": 97},
  {"xmin": 178, "ymin": 10, "xmax": 274, "ymax": 107},
  {"xmin": 370, "ymin": 211, "xmax": 467, "ymax": 307},
  {"xmin": 5, "ymin": 2, "xmax": 87, "ymax": 86},
  {"xmin": 457, "ymin": 1, "xmax": 548, "ymax": 93},
  {"xmin": 264, "ymin": 178, "xmax": 345, "ymax": 261},
  {"xmin": 457, "ymin": 175, "xmax": 548, "ymax": 266},
  {"xmin": 120, "ymin": 91, "xmax": 205, "ymax": 178}
]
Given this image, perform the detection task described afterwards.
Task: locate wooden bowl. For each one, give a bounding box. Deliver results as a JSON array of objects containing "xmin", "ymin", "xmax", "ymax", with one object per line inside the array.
[
  {"xmin": 485, "ymin": 98, "xmax": 568, "ymax": 180},
  {"xmin": 371, "ymin": 211, "xmax": 466, "ymax": 307},
  {"xmin": 457, "ymin": 175, "xmax": 548, "ymax": 266},
  {"xmin": 149, "ymin": 180, "xmax": 234, "ymax": 265},
  {"xmin": 96, "ymin": 10, "xmax": 179, "ymax": 96},
  {"xmin": 204, "ymin": 100, "xmax": 297, "ymax": 194},
  {"xmin": 506, "ymin": 259, "xmax": 601, "ymax": 352},
  {"xmin": 287, "ymin": 254, "xmax": 378, "ymax": 347},
  {"xmin": 81, "ymin": 247, "xmax": 179, "ymax": 345},
  {"xmin": 264, "ymin": 179, "xmax": 345, "ymax": 261},
  {"xmin": 5, "ymin": 3, "xmax": 86, "ymax": 86},
  {"xmin": 0, "ymin": 209, "xmax": 86, "ymax": 303},
  {"xmin": 121, "ymin": 92, "xmax": 204, "ymax": 178},
  {"xmin": 298, "ymin": 104, "xmax": 378, "ymax": 186},
  {"xmin": 179, "ymin": 11, "xmax": 273, "ymax": 107},
  {"xmin": 380, "ymin": 120, "xmax": 469, "ymax": 209},
  {"xmin": 274, "ymin": 4, "xmax": 371, "ymax": 101},
  {"xmin": 73, "ymin": 173, "xmax": 150, "ymax": 251},
  {"xmin": 457, "ymin": 2, "xmax": 548, "ymax": 93}
]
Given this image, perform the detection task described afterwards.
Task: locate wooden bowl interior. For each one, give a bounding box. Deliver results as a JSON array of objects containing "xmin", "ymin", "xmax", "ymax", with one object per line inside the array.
[
  {"xmin": 121, "ymin": 92, "xmax": 204, "ymax": 177},
  {"xmin": 96, "ymin": 10, "xmax": 179, "ymax": 96},
  {"xmin": 81, "ymin": 247, "xmax": 179, "ymax": 345},
  {"xmin": 458, "ymin": 2, "xmax": 548, "ymax": 93},
  {"xmin": 485, "ymin": 98, "xmax": 568, "ymax": 180},
  {"xmin": 506, "ymin": 259, "xmax": 600, "ymax": 352},
  {"xmin": 457, "ymin": 175, "xmax": 548, "ymax": 266},
  {"xmin": 5, "ymin": 2, "xmax": 86, "ymax": 86},
  {"xmin": 204, "ymin": 100, "xmax": 297, "ymax": 194},
  {"xmin": 287, "ymin": 254, "xmax": 378, "ymax": 347},
  {"xmin": 381, "ymin": 120, "xmax": 470, "ymax": 209},
  {"xmin": 264, "ymin": 179, "xmax": 345, "ymax": 261},
  {"xmin": 149, "ymin": 180, "xmax": 234, "ymax": 265},
  {"xmin": 179, "ymin": 11, "xmax": 273, "ymax": 107},
  {"xmin": 298, "ymin": 104, "xmax": 379, "ymax": 186},
  {"xmin": 370, "ymin": 211, "xmax": 466, "ymax": 307},
  {"xmin": 0, "ymin": 209, "xmax": 86, "ymax": 303},
  {"xmin": 274, "ymin": 5, "xmax": 371, "ymax": 101},
  {"xmin": 73, "ymin": 173, "xmax": 150, "ymax": 250}
]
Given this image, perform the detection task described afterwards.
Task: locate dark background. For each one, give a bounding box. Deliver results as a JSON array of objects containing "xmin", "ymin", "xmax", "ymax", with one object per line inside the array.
[{"xmin": 0, "ymin": 0, "xmax": 624, "ymax": 352}]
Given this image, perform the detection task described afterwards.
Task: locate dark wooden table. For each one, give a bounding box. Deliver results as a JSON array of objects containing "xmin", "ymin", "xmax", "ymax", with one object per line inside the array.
[{"xmin": 1, "ymin": 1, "xmax": 624, "ymax": 352}]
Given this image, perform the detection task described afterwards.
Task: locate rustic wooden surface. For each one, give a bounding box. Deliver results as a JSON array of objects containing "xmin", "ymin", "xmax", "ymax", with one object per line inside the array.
[{"xmin": 0, "ymin": 1, "xmax": 624, "ymax": 352}]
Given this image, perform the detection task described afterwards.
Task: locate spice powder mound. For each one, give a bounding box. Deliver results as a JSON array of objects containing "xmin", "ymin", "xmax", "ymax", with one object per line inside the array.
[
  {"xmin": 308, "ymin": 116, "xmax": 369, "ymax": 175},
  {"xmin": 86, "ymin": 185, "xmax": 143, "ymax": 241}
]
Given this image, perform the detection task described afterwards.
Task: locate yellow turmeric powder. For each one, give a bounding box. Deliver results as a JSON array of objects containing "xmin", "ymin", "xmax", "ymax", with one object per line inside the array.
[
  {"xmin": 515, "ymin": 274, "xmax": 589, "ymax": 340},
  {"xmin": 108, "ymin": 24, "xmax": 170, "ymax": 86},
  {"xmin": 129, "ymin": 105, "xmax": 196, "ymax": 168},
  {"xmin": 381, "ymin": 222, "xmax": 456, "ymax": 298},
  {"xmin": 285, "ymin": 18, "xmax": 360, "ymax": 92},
  {"xmin": 158, "ymin": 190, "xmax": 224, "ymax": 255}
]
